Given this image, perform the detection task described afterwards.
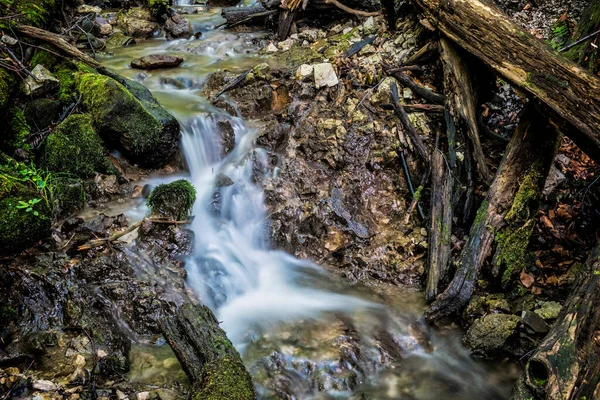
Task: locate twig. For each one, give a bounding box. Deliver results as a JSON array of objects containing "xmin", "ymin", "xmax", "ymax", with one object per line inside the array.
[
  {"xmin": 400, "ymin": 150, "xmax": 425, "ymax": 220},
  {"xmin": 559, "ymin": 28, "xmax": 600, "ymax": 52},
  {"xmin": 0, "ymin": 42, "xmax": 35, "ymax": 79},
  {"xmin": 212, "ymin": 69, "xmax": 251, "ymax": 100},
  {"xmin": 324, "ymin": 0, "xmax": 381, "ymax": 17},
  {"xmin": 388, "ymin": 69, "xmax": 444, "ymax": 104}
]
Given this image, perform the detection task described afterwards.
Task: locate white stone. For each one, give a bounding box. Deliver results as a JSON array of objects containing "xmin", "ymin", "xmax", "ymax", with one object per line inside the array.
[
  {"xmin": 1, "ymin": 35, "xmax": 18, "ymax": 45},
  {"xmin": 77, "ymin": 5, "xmax": 102, "ymax": 14},
  {"xmin": 363, "ymin": 16, "xmax": 377, "ymax": 35},
  {"xmin": 266, "ymin": 43, "xmax": 278, "ymax": 52},
  {"xmin": 277, "ymin": 38, "xmax": 295, "ymax": 51},
  {"xmin": 298, "ymin": 29, "xmax": 318, "ymax": 42},
  {"xmin": 116, "ymin": 391, "xmax": 128, "ymax": 400},
  {"xmin": 136, "ymin": 392, "xmax": 150, "ymax": 400},
  {"xmin": 313, "ymin": 63, "xmax": 338, "ymax": 89},
  {"xmin": 33, "ymin": 380, "xmax": 58, "ymax": 391},
  {"xmin": 97, "ymin": 349, "xmax": 108, "ymax": 358},
  {"xmin": 342, "ymin": 27, "xmax": 353, "ymax": 34},
  {"xmin": 296, "ymin": 64, "xmax": 314, "ymax": 81},
  {"xmin": 74, "ymin": 354, "xmax": 86, "ymax": 367},
  {"xmin": 22, "ymin": 64, "xmax": 59, "ymax": 96},
  {"xmin": 403, "ymin": 88, "xmax": 413, "ymax": 99}
]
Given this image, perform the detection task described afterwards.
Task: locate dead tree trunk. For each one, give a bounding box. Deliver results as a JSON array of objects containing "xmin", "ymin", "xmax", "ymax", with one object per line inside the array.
[
  {"xmin": 414, "ymin": 0, "xmax": 600, "ymax": 164},
  {"xmin": 511, "ymin": 244, "xmax": 600, "ymax": 400},
  {"xmin": 159, "ymin": 303, "xmax": 256, "ymax": 399},
  {"xmin": 439, "ymin": 38, "xmax": 493, "ymax": 184},
  {"xmin": 426, "ymin": 149, "xmax": 453, "ymax": 301},
  {"xmin": 426, "ymin": 106, "xmax": 560, "ymax": 321}
]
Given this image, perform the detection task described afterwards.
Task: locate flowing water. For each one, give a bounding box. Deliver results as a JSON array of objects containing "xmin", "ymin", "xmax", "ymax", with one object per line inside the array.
[{"xmin": 100, "ymin": 5, "xmax": 519, "ymax": 399}]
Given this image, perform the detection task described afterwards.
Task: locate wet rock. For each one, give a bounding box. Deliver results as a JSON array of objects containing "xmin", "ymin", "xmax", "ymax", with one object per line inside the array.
[
  {"xmin": 147, "ymin": 179, "xmax": 196, "ymax": 220},
  {"xmin": 266, "ymin": 43, "xmax": 278, "ymax": 52},
  {"xmin": 217, "ymin": 119, "xmax": 235, "ymax": 156},
  {"xmin": 464, "ymin": 314, "xmax": 521, "ymax": 356},
  {"xmin": 215, "ymin": 173, "xmax": 234, "ymax": 187},
  {"xmin": 117, "ymin": 8, "xmax": 159, "ymax": 39},
  {"xmin": 131, "ymin": 55, "xmax": 184, "ymax": 70},
  {"xmin": 77, "ymin": 5, "xmax": 101, "ymax": 14},
  {"xmin": 534, "ymin": 301, "xmax": 562, "ymax": 320},
  {"xmin": 313, "ymin": 63, "xmax": 339, "ymax": 89},
  {"xmin": 23, "ymin": 98, "xmax": 62, "ymax": 130},
  {"xmin": 277, "ymin": 38, "xmax": 295, "ymax": 51},
  {"xmin": 165, "ymin": 13, "xmax": 192, "ymax": 40},
  {"xmin": 21, "ymin": 64, "xmax": 59, "ymax": 97},
  {"xmin": 520, "ymin": 310, "xmax": 549, "ymax": 334},
  {"xmin": 105, "ymin": 33, "xmax": 134, "ymax": 49}
]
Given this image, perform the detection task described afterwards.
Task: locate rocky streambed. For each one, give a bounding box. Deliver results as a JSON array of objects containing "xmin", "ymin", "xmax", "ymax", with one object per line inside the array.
[{"xmin": 2, "ymin": 1, "xmax": 580, "ymax": 399}]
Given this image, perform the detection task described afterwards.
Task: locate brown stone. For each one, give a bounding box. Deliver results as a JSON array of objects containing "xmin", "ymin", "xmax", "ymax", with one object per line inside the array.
[{"xmin": 130, "ymin": 55, "xmax": 184, "ymax": 70}]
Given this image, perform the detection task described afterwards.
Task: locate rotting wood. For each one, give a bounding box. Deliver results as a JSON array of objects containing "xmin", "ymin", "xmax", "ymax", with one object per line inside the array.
[
  {"xmin": 404, "ymin": 41, "xmax": 439, "ymax": 66},
  {"xmin": 390, "ymin": 81, "xmax": 429, "ymax": 163},
  {"xmin": 414, "ymin": 0, "xmax": 600, "ymax": 164},
  {"xmin": 511, "ymin": 243, "xmax": 600, "ymax": 400},
  {"xmin": 427, "ymin": 106, "xmax": 560, "ymax": 320},
  {"xmin": 387, "ymin": 68, "xmax": 444, "ymax": 105},
  {"xmin": 440, "ymin": 38, "xmax": 493, "ymax": 184},
  {"xmin": 426, "ymin": 149, "xmax": 453, "ymax": 301}
]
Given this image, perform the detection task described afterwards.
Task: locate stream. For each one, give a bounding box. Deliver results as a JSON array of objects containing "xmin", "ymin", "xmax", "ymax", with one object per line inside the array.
[{"xmin": 99, "ymin": 3, "xmax": 519, "ymax": 399}]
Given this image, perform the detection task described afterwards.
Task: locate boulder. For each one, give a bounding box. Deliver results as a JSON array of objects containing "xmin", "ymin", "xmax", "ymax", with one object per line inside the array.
[
  {"xmin": 313, "ymin": 63, "xmax": 339, "ymax": 89},
  {"xmin": 147, "ymin": 180, "xmax": 196, "ymax": 220},
  {"xmin": 117, "ymin": 8, "xmax": 159, "ymax": 39},
  {"xmin": 41, "ymin": 114, "xmax": 112, "ymax": 178},
  {"xmin": 21, "ymin": 64, "xmax": 59, "ymax": 97},
  {"xmin": 131, "ymin": 55, "xmax": 184, "ymax": 70},
  {"xmin": 165, "ymin": 13, "xmax": 192, "ymax": 39},
  {"xmin": 464, "ymin": 314, "xmax": 521, "ymax": 356},
  {"xmin": 105, "ymin": 32, "xmax": 134, "ymax": 49},
  {"xmin": 75, "ymin": 72, "xmax": 180, "ymax": 167}
]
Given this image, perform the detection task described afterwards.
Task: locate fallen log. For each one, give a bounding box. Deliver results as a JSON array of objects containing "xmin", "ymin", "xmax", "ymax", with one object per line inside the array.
[
  {"xmin": 159, "ymin": 303, "xmax": 256, "ymax": 399},
  {"xmin": 427, "ymin": 106, "xmax": 560, "ymax": 320},
  {"xmin": 511, "ymin": 244, "xmax": 600, "ymax": 400},
  {"xmin": 221, "ymin": 4, "xmax": 272, "ymax": 27},
  {"xmin": 390, "ymin": 81, "xmax": 429, "ymax": 163},
  {"xmin": 414, "ymin": 0, "xmax": 600, "ymax": 164},
  {"xmin": 426, "ymin": 149, "xmax": 453, "ymax": 301},
  {"xmin": 440, "ymin": 38, "xmax": 493, "ymax": 184}
]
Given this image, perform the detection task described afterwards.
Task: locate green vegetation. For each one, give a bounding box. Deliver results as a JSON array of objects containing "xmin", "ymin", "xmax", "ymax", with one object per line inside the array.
[
  {"xmin": 147, "ymin": 179, "xmax": 196, "ymax": 220},
  {"xmin": 193, "ymin": 358, "xmax": 256, "ymax": 400},
  {"xmin": 147, "ymin": 0, "xmax": 169, "ymax": 20},
  {"xmin": 41, "ymin": 114, "xmax": 112, "ymax": 178}
]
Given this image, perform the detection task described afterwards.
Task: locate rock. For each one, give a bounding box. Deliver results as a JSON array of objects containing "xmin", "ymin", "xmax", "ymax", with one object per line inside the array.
[
  {"xmin": 543, "ymin": 164, "xmax": 566, "ymax": 195},
  {"xmin": 403, "ymin": 88, "xmax": 413, "ymax": 99},
  {"xmin": 116, "ymin": 391, "xmax": 128, "ymax": 400},
  {"xmin": 41, "ymin": 114, "xmax": 112, "ymax": 178},
  {"xmin": 362, "ymin": 16, "xmax": 378, "ymax": 35},
  {"xmin": 370, "ymin": 77, "xmax": 398, "ymax": 106},
  {"xmin": 1, "ymin": 34, "xmax": 18, "ymax": 45},
  {"xmin": 77, "ymin": 5, "xmax": 101, "ymax": 14},
  {"xmin": 75, "ymin": 72, "xmax": 180, "ymax": 167},
  {"xmin": 313, "ymin": 63, "xmax": 339, "ymax": 89},
  {"xmin": 147, "ymin": 180, "xmax": 196, "ymax": 220},
  {"xmin": 21, "ymin": 64, "xmax": 59, "ymax": 97},
  {"xmin": 298, "ymin": 29, "xmax": 321, "ymax": 42},
  {"xmin": 130, "ymin": 55, "xmax": 184, "ymax": 70},
  {"xmin": 215, "ymin": 173, "xmax": 234, "ymax": 187},
  {"xmin": 136, "ymin": 392, "xmax": 150, "ymax": 400},
  {"xmin": 99, "ymin": 23, "xmax": 113, "ymax": 36},
  {"xmin": 277, "ymin": 38, "xmax": 295, "ymax": 51},
  {"xmin": 117, "ymin": 8, "xmax": 159, "ymax": 39},
  {"xmin": 105, "ymin": 33, "xmax": 134, "ymax": 49},
  {"xmin": 266, "ymin": 43, "xmax": 278, "ymax": 52},
  {"xmin": 32, "ymin": 380, "xmax": 58, "ymax": 391},
  {"xmin": 464, "ymin": 314, "xmax": 521, "ymax": 356},
  {"xmin": 534, "ymin": 301, "xmax": 562, "ymax": 320},
  {"xmin": 165, "ymin": 13, "xmax": 192, "ymax": 39},
  {"xmin": 521, "ymin": 310, "xmax": 549, "ymax": 334},
  {"xmin": 296, "ymin": 64, "xmax": 314, "ymax": 81},
  {"xmin": 23, "ymin": 98, "xmax": 61, "ymax": 131}
]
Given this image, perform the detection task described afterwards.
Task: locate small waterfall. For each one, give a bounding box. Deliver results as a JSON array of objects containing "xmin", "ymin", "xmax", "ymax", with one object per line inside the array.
[{"xmin": 181, "ymin": 114, "xmax": 371, "ymax": 345}]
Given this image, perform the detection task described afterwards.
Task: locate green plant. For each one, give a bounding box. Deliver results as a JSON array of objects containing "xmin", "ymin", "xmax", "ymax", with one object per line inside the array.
[{"xmin": 15, "ymin": 198, "xmax": 42, "ymax": 216}]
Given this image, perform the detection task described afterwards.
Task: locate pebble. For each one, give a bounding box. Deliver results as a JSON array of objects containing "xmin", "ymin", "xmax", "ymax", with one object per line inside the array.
[
  {"xmin": 313, "ymin": 63, "xmax": 339, "ymax": 89},
  {"xmin": 33, "ymin": 380, "xmax": 58, "ymax": 391}
]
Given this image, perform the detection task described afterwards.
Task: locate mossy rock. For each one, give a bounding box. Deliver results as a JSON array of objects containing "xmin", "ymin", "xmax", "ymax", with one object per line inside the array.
[
  {"xmin": 193, "ymin": 358, "xmax": 256, "ymax": 400},
  {"xmin": 41, "ymin": 114, "xmax": 112, "ymax": 178},
  {"xmin": 147, "ymin": 179, "xmax": 196, "ymax": 220},
  {"xmin": 49, "ymin": 177, "xmax": 85, "ymax": 219},
  {"xmin": 0, "ymin": 0, "xmax": 57, "ymax": 29},
  {"xmin": 30, "ymin": 47, "xmax": 60, "ymax": 70},
  {"xmin": 23, "ymin": 98, "xmax": 62, "ymax": 131},
  {"xmin": 147, "ymin": 0, "xmax": 170, "ymax": 21},
  {"xmin": 0, "ymin": 172, "xmax": 52, "ymax": 251},
  {"xmin": 464, "ymin": 314, "xmax": 521, "ymax": 357},
  {"xmin": 4, "ymin": 107, "xmax": 31, "ymax": 153},
  {"xmin": 75, "ymin": 72, "xmax": 180, "ymax": 167},
  {"xmin": 0, "ymin": 67, "xmax": 16, "ymax": 112}
]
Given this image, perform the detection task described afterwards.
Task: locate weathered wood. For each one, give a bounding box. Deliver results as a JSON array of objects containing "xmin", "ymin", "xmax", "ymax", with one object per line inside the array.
[
  {"xmin": 390, "ymin": 81, "xmax": 429, "ymax": 163},
  {"xmin": 427, "ymin": 106, "xmax": 560, "ymax": 320},
  {"xmin": 159, "ymin": 303, "xmax": 256, "ymax": 399},
  {"xmin": 563, "ymin": 0, "xmax": 600, "ymax": 72},
  {"xmin": 511, "ymin": 244, "xmax": 600, "ymax": 400},
  {"xmin": 388, "ymin": 69, "xmax": 444, "ymax": 105},
  {"xmin": 426, "ymin": 150, "xmax": 453, "ymax": 301},
  {"xmin": 415, "ymin": 0, "xmax": 600, "ymax": 163},
  {"xmin": 221, "ymin": 4, "xmax": 270, "ymax": 26},
  {"xmin": 440, "ymin": 38, "xmax": 493, "ymax": 184}
]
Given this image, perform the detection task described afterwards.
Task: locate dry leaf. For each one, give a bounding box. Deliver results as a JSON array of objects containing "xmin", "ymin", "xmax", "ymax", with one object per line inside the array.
[
  {"xmin": 531, "ymin": 286, "xmax": 543, "ymax": 295},
  {"xmin": 520, "ymin": 269, "xmax": 535, "ymax": 288}
]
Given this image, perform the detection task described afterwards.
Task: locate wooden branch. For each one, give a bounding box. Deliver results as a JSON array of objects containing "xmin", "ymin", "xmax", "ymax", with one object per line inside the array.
[
  {"xmin": 440, "ymin": 38, "xmax": 493, "ymax": 184},
  {"xmin": 415, "ymin": 0, "xmax": 600, "ymax": 164},
  {"xmin": 388, "ymin": 69, "xmax": 444, "ymax": 105},
  {"xmin": 391, "ymin": 81, "xmax": 430, "ymax": 163},
  {"xmin": 427, "ymin": 105, "xmax": 560, "ymax": 320},
  {"xmin": 511, "ymin": 244, "xmax": 600, "ymax": 400},
  {"xmin": 426, "ymin": 149, "xmax": 453, "ymax": 301},
  {"xmin": 324, "ymin": 0, "xmax": 380, "ymax": 16},
  {"xmin": 404, "ymin": 104, "xmax": 444, "ymax": 113},
  {"xmin": 404, "ymin": 41, "xmax": 439, "ymax": 66}
]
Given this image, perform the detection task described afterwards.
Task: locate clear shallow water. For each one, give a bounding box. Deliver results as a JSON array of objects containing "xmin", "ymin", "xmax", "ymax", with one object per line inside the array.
[{"xmin": 100, "ymin": 6, "xmax": 518, "ymax": 399}]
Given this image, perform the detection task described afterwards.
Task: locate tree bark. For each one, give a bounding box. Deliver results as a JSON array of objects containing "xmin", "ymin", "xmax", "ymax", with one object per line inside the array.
[
  {"xmin": 426, "ymin": 150, "xmax": 453, "ymax": 301},
  {"xmin": 439, "ymin": 38, "xmax": 493, "ymax": 184},
  {"xmin": 414, "ymin": 0, "xmax": 600, "ymax": 164},
  {"xmin": 511, "ymin": 244, "xmax": 600, "ymax": 400},
  {"xmin": 159, "ymin": 303, "xmax": 256, "ymax": 399},
  {"xmin": 426, "ymin": 106, "xmax": 560, "ymax": 321}
]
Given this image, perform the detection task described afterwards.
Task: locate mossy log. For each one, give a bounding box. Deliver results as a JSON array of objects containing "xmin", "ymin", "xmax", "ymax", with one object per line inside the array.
[
  {"xmin": 427, "ymin": 106, "xmax": 560, "ymax": 321},
  {"xmin": 439, "ymin": 38, "xmax": 492, "ymax": 184},
  {"xmin": 511, "ymin": 244, "xmax": 600, "ymax": 400},
  {"xmin": 414, "ymin": 0, "xmax": 600, "ymax": 164},
  {"xmin": 426, "ymin": 150, "xmax": 453, "ymax": 301},
  {"xmin": 159, "ymin": 303, "xmax": 256, "ymax": 400}
]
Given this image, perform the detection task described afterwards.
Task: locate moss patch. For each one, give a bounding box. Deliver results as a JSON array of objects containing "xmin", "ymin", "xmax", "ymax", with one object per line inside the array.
[
  {"xmin": 147, "ymin": 179, "xmax": 196, "ymax": 220},
  {"xmin": 0, "ymin": 67, "xmax": 16, "ymax": 112},
  {"xmin": 193, "ymin": 358, "xmax": 255, "ymax": 400},
  {"xmin": 6, "ymin": 107, "xmax": 31, "ymax": 153},
  {"xmin": 41, "ymin": 114, "xmax": 111, "ymax": 178}
]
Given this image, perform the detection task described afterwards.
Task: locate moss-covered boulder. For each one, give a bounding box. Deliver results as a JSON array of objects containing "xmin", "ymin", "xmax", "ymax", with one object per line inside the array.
[
  {"xmin": 5, "ymin": 107, "xmax": 31, "ymax": 154},
  {"xmin": 194, "ymin": 357, "xmax": 256, "ymax": 400},
  {"xmin": 464, "ymin": 313, "xmax": 521, "ymax": 357},
  {"xmin": 23, "ymin": 98, "xmax": 62, "ymax": 131},
  {"xmin": 75, "ymin": 72, "xmax": 180, "ymax": 167},
  {"xmin": 0, "ymin": 171, "xmax": 52, "ymax": 251},
  {"xmin": 0, "ymin": 68, "xmax": 16, "ymax": 112},
  {"xmin": 147, "ymin": 179, "xmax": 196, "ymax": 220},
  {"xmin": 41, "ymin": 114, "xmax": 112, "ymax": 178},
  {"xmin": 0, "ymin": 0, "xmax": 57, "ymax": 29}
]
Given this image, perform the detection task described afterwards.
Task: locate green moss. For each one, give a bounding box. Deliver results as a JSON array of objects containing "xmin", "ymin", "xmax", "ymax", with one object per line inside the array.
[
  {"xmin": 30, "ymin": 47, "xmax": 60, "ymax": 70},
  {"xmin": 147, "ymin": 0, "xmax": 169, "ymax": 20},
  {"xmin": 75, "ymin": 72, "xmax": 164, "ymax": 154},
  {"xmin": 41, "ymin": 114, "xmax": 111, "ymax": 178},
  {"xmin": 53, "ymin": 61, "xmax": 77, "ymax": 104},
  {"xmin": 564, "ymin": 1, "xmax": 600, "ymax": 72},
  {"xmin": 0, "ymin": 67, "xmax": 16, "ymax": 111},
  {"xmin": 193, "ymin": 358, "xmax": 256, "ymax": 400},
  {"xmin": 6, "ymin": 0, "xmax": 57, "ymax": 28},
  {"xmin": 6, "ymin": 107, "xmax": 31, "ymax": 152},
  {"xmin": 147, "ymin": 179, "xmax": 196, "ymax": 220},
  {"xmin": 48, "ymin": 177, "xmax": 85, "ymax": 219}
]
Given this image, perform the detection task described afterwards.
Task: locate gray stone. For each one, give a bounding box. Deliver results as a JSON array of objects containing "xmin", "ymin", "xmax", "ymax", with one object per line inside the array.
[
  {"xmin": 296, "ymin": 64, "xmax": 314, "ymax": 81},
  {"xmin": 165, "ymin": 13, "xmax": 192, "ymax": 39},
  {"xmin": 464, "ymin": 314, "xmax": 521, "ymax": 356},
  {"xmin": 22, "ymin": 64, "xmax": 59, "ymax": 97},
  {"xmin": 534, "ymin": 301, "xmax": 562, "ymax": 320},
  {"xmin": 362, "ymin": 16, "xmax": 378, "ymax": 35},
  {"xmin": 313, "ymin": 63, "xmax": 339, "ymax": 89},
  {"xmin": 521, "ymin": 310, "xmax": 549, "ymax": 334},
  {"xmin": 215, "ymin": 173, "xmax": 234, "ymax": 187},
  {"xmin": 543, "ymin": 165, "xmax": 566, "ymax": 195},
  {"xmin": 131, "ymin": 55, "xmax": 184, "ymax": 70}
]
